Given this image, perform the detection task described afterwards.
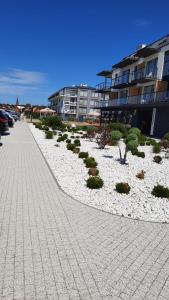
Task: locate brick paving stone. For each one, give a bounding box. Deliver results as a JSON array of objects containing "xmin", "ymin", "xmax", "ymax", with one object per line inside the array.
[{"xmin": 0, "ymin": 121, "xmax": 169, "ymax": 299}]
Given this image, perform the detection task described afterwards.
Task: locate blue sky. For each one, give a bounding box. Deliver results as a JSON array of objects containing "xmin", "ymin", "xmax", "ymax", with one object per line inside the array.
[{"xmin": 0, "ymin": 0, "xmax": 169, "ymax": 105}]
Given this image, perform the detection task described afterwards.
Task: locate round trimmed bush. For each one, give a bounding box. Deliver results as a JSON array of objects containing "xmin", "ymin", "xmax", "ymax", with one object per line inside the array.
[
  {"xmin": 128, "ymin": 127, "xmax": 141, "ymax": 136},
  {"xmin": 163, "ymin": 132, "xmax": 169, "ymax": 141},
  {"xmin": 84, "ymin": 157, "xmax": 97, "ymax": 168},
  {"xmin": 146, "ymin": 141, "xmax": 151, "ymax": 146},
  {"xmin": 153, "ymin": 143, "xmax": 161, "ymax": 153},
  {"xmin": 45, "ymin": 131, "xmax": 53, "ymax": 139},
  {"xmin": 86, "ymin": 176, "xmax": 103, "ymax": 189},
  {"xmin": 136, "ymin": 151, "xmax": 145, "ymax": 158},
  {"xmin": 62, "ymin": 133, "xmax": 68, "ymax": 140},
  {"xmin": 116, "ymin": 182, "xmax": 131, "ymax": 194},
  {"xmin": 66, "ymin": 139, "xmax": 71, "ymax": 144},
  {"xmin": 153, "ymin": 155, "xmax": 162, "ymax": 164},
  {"xmin": 67, "ymin": 143, "xmax": 76, "ymax": 151},
  {"xmin": 111, "ymin": 130, "xmax": 122, "ymax": 141},
  {"xmin": 43, "ymin": 125, "xmax": 49, "ymax": 131},
  {"xmin": 127, "ymin": 140, "xmax": 138, "ymax": 151},
  {"xmin": 74, "ymin": 139, "xmax": 81, "ymax": 147},
  {"xmin": 79, "ymin": 152, "xmax": 89, "ymax": 159},
  {"xmin": 88, "ymin": 168, "xmax": 99, "ymax": 176},
  {"xmin": 127, "ymin": 133, "xmax": 138, "ymax": 142},
  {"xmin": 152, "ymin": 184, "xmax": 169, "ymax": 198}
]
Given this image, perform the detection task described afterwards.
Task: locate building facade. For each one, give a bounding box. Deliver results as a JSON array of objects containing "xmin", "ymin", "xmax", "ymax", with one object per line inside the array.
[
  {"xmin": 96, "ymin": 34, "xmax": 169, "ymax": 137},
  {"xmin": 48, "ymin": 84, "xmax": 104, "ymax": 121}
]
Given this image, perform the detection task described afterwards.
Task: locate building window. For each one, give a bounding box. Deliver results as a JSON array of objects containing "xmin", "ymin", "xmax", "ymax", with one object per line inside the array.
[
  {"xmin": 91, "ymin": 92, "xmax": 98, "ymax": 98},
  {"xmin": 163, "ymin": 51, "xmax": 169, "ymax": 77},
  {"xmin": 80, "ymin": 90, "xmax": 88, "ymax": 97},
  {"xmin": 79, "ymin": 99, "xmax": 87, "ymax": 106},
  {"xmin": 79, "ymin": 108, "xmax": 87, "ymax": 113},
  {"xmin": 146, "ymin": 58, "xmax": 157, "ymax": 76},
  {"xmin": 90, "ymin": 100, "xmax": 95, "ymax": 106}
]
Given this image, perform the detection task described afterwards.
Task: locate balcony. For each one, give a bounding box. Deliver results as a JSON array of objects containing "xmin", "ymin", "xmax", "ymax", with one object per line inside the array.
[
  {"xmin": 95, "ymin": 90, "xmax": 169, "ymax": 108},
  {"xmin": 112, "ymin": 73, "xmax": 130, "ymax": 88},
  {"xmin": 96, "ymin": 81, "xmax": 112, "ymax": 92},
  {"xmin": 131, "ymin": 67, "xmax": 157, "ymax": 84}
]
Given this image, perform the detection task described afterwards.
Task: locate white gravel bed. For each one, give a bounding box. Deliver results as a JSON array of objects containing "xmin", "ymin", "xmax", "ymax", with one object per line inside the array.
[{"xmin": 29, "ymin": 123, "xmax": 169, "ymax": 223}]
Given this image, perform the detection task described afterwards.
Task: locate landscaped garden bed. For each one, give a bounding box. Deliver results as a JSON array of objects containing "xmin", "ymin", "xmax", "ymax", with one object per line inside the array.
[{"xmin": 29, "ymin": 119, "xmax": 169, "ymax": 223}]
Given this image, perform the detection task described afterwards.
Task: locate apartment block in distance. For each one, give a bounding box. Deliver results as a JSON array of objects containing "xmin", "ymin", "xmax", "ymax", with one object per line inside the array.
[
  {"xmin": 96, "ymin": 34, "xmax": 169, "ymax": 137},
  {"xmin": 48, "ymin": 84, "xmax": 104, "ymax": 121}
]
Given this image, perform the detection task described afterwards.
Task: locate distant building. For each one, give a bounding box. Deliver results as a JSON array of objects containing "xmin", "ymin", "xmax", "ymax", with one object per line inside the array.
[
  {"xmin": 96, "ymin": 34, "xmax": 169, "ymax": 137},
  {"xmin": 16, "ymin": 97, "xmax": 19, "ymax": 106},
  {"xmin": 48, "ymin": 84, "xmax": 106, "ymax": 121}
]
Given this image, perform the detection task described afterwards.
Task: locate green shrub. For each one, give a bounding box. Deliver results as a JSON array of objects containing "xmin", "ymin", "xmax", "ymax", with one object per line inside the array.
[
  {"xmin": 111, "ymin": 130, "xmax": 122, "ymax": 141},
  {"xmin": 84, "ymin": 157, "xmax": 97, "ymax": 168},
  {"xmin": 45, "ymin": 131, "xmax": 53, "ymax": 139},
  {"xmin": 74, "ymin": 139, "xmax": 81, "ymax": 146},
  {"xmin": 131, "ymin": 149, "xmax": 145, "ymax": 158},
  {"xmin": 128, "ymin": 127, "xmax": 141, "ymax": 136},
  {"xmin": 58, "ymin": 133, "xmax": 62, "ymax": 137},
  {"xmin": 41, "ymin": 115, "xmax": 62, "ymax": 128},
  {"xmin": 116, "ymin": 182, "xmax": 131, "ymax": 194},
  {"xmin": 108, "ymin": 122, "xmax": 126, "ymax": 134},
  {"xmin": 149, "ymin": 138, "xmax": 157, "ymax": 146},
  {"xmin": 57, "ymin": 138, "xmax": 62, "ymax": 142},
  {"xmin": 127, "ymin": 133, "xmax": 138, "ymax": 142},
  {"xmin": 79, "ymin": 152, "xmax": 89, "ymax": 159},
  {"xmin": 146, "ymin": 141, "xmax": 151, "ymax": 146},
  {"xmin": 138, "ymin": 134, "xmax": 146, "ymax": 146},
  {"xmin": 86, "ymin": 176, "xmax": 103, "ymax": 189},
  {"xmin": 70, "ymin": 135, "xmax": 75, "ymax": 139},
  {"xmin": 127, "ymin": 140, "xmax": 139, "ymax": 151},
  {"xmin": 86, "ymin": 126, "xmax": 97, "ymax": 134},
  {"xmin": 152, "ymin": 184, "xmax": 169, "ymax": 198},
  {"xmin": 67, "ymin": 143, "xmax": 76, "ymax": 151},
  {"xmin": 163, "ymin": 132, "xmax": 169, "ymax": 141},
  {"xmin": 43, "ymin": 125, "xmax": 49, "ymax": 131},
  {"xmin": 153, "ymin": 143, "xmax": 161, "ymax": 153},
  {"xmin": 153, "ymin": 155, "xmax": 162, "ymax": 164},
  {"xmin": 66, "ymin": 139, "xmax": 71, "ymax": 144},
  {"xmin": 62, "ymin": 133, "xmax": 68, "ymax": 140},
  {"xmin": 136, "ymin": 151, "xmax": 145, "ymax": 158}
]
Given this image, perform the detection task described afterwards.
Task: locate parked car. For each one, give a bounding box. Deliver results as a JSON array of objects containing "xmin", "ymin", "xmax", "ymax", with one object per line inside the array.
[
  {"xmin": 6, "ymin": 110, "xmax": 20, "ymax": 121},
  {"xmin": 0, "ymin": 110, "xmax": 9, "ymax": 133},
  {"xmin": 4, "ymin": 111, "xmax": 15, "ymax": 127}
]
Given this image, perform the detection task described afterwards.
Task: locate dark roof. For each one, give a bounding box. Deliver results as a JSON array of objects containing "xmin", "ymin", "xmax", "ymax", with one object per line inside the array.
[
  {"xmin": 48, "ymin": 85, "xmax": 96, "ymax": 100},
  {"xmin": 97, "ymin": 70, "xmax": 112, "ymax": 77},
  {"xmin": 112, "ymin": 33, "xmax": 169, "ymax": 69}
]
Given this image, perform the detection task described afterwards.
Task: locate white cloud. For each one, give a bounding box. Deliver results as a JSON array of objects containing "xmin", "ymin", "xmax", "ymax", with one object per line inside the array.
[{"xmin": 0, "ymin": 68, "xmax": 46, "ymax": 96}]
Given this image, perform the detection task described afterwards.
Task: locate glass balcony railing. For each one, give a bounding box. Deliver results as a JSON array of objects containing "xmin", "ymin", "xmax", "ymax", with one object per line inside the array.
[
  {"xmin": 112, "ymin": 74, "xmax": 130, "ymax": 88},
  {"xmin": 131, "ymin": 67, "xmax": 157, "ymax": 82},
  {"xmin": 95, "ymin": 90, "xmax": 169, "ymax": 108},
  {"xmin": 96, "ymin": 82, "xmax": 112, "ymax": 90}
]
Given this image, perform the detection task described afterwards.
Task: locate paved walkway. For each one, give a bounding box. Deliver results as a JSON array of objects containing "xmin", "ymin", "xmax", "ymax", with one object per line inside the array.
[{"xmin": 0, "ymin": 122, "xmax": 169, "ymax": 300}]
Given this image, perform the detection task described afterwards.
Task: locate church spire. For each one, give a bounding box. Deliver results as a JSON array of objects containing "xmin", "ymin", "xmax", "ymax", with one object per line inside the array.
[{"xmin": 16, "ymin": 96, "xmax": 19, "ymax": 106}]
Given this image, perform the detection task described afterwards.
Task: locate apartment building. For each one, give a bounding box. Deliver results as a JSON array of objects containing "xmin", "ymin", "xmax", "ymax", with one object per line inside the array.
[
  {"xmin": 96, "ymin": 34, "xmax": 169, "ymax": 137},
  {"xmin": 48, "ymin": 84, "xmax": 104, "ymax": 121}
]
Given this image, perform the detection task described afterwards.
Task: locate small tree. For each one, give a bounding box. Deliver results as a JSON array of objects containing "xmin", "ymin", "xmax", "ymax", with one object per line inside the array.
[
  {"xmin": 86, "ymin": 126, "xmax": 97, "ymax": 141},
  {"xmin": 111, "ymin": 128, "xmax": 139, "ymax": 164},
  {"xmin": 96, "ymin": 128, "xmax": 111, "ymax": 149},
  {"xmin": 111, "ymin": 130, "xmax": 123, "ymax": 160}
]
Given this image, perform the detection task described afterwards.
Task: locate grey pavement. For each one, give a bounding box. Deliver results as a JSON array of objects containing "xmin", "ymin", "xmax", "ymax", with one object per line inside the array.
[{"xmin": 0, "ymin": 121, "xmax": 169, "ymax": 300}]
